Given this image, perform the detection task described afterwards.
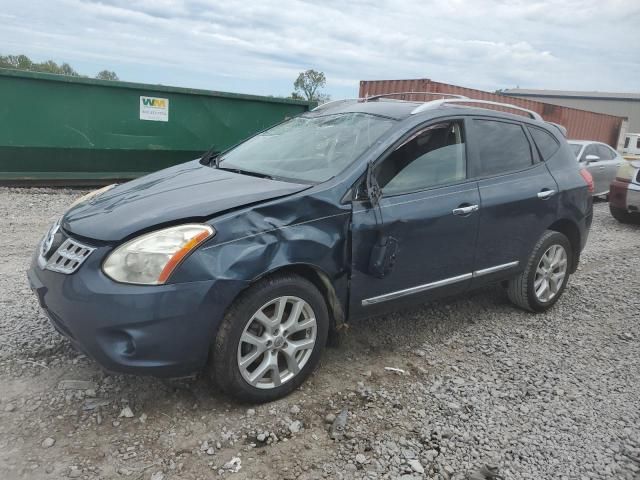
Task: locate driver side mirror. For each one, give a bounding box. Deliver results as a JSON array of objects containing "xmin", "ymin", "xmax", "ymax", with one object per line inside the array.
[{"xmin": 585, "ymin": 154, "xmax": 600, "ymax": 163}]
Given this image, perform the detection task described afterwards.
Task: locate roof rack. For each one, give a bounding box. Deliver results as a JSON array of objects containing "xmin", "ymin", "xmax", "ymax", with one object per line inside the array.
[
  {"xmin": 311, "ymin": 92, "xmax": 458, "ymax": 112},
  {"xmin": 311, "ymin": 98, "xmax": 360, "ymax": 112},
  {"xmin": 411, "ymin": 98, "xmax": 543, "ymax": 121},
  {"xmin": 365, "ymin": 92, "xmax": 468, "ymax": 101},
  {"xmin": 546, "ymin": 121, "xmax": 567, "ymax": 137},
  {"xmin": 313, "ymin": 94, "xmax": 544, "ymax": 123},
  {"xmin": 312, "ymin": 91, "xmax": 469, "ymax": 112}
]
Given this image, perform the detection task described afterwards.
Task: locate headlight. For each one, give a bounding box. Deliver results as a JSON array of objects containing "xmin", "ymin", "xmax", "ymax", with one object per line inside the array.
[
  {"xmin": 69, "ymin": 184, "xmax": 116, "ymax": 209},
  {"xmin": 103, "ymin": 224, "xmax": 215, "ymax": 285}
]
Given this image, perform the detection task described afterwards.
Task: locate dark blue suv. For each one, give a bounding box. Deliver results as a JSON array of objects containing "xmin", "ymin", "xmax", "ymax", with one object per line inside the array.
[{"xmin": 28, "ymin": 97, "xmax": 593, "ymax": 402}]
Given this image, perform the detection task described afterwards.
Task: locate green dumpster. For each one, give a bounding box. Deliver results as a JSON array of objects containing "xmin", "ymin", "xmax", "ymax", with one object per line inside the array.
[{"xmin": 0, "ymin": 69, "xmax": 310, "ymax": 184}]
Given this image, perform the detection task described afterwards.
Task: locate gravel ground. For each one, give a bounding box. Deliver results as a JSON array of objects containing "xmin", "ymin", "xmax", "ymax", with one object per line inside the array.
[{"xmin": 0, "ymin": 188, "xmax": 638, "ymax": 480}]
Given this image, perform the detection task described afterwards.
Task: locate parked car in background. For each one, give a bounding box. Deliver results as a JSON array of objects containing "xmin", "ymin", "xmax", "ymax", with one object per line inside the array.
[
  {"xmin": 609, "ymin": 157, "xmax": 640, "ymax": 224},
  {"xmin": 622, "ymin": 133, "xmax": 640, "ymax": 157},
  {"xmin": 568, "ymin": 140, "xmax": 624, "ymax": 197},
  {"xmin": 28, "ymin": 97, "xmax": 593, "ymax": 403}
]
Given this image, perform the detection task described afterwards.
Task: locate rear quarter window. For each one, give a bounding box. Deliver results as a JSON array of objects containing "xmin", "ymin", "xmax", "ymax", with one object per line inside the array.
[
  {"xmin": 528, "ymin": 126, "xmax": 560, "ymax": 161},
  {"xmin": 473, "ymin": 119, "xmax": 533, "ymax": 176}
]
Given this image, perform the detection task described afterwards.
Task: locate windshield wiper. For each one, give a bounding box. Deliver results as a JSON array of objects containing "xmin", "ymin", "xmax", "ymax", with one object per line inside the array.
[{"xmin": 216, "ymin": 166, "xmax": 275, "ymax": 180}]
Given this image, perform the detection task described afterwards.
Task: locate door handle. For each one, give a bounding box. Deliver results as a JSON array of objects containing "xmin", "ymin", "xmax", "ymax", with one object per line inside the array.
[
  {"xmin": 452, "ymin": 204, "xmax": 479, "ymax": 216},
  {"xmin": 537, "ymin": 189, "xmax": 556, "ymax": 200}
]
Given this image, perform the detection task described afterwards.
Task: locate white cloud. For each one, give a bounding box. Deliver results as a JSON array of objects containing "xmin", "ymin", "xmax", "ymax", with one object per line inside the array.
[{"xmin": 0, "ymin": 0, "xmax": 638, "ymax": 96}]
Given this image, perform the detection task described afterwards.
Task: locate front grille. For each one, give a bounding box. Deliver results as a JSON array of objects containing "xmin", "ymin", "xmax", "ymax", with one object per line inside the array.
[{"xmin": 45, "ymin": 237, "xmax": 95, "ymax": 274}]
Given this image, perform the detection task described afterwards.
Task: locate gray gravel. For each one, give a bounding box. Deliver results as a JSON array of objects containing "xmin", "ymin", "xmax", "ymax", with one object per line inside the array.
[{"xmin": 0, "ymin": 188, "xmax": 638, "ymax": 480}]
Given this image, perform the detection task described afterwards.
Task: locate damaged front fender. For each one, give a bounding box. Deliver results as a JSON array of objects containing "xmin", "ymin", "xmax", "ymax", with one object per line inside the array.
[{"xmin": 171, "ymin": 190, "xmax": 352, "ymax": 334}]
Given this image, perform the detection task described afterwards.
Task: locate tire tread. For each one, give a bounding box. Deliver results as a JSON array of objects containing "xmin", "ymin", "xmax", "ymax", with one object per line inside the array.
[
  {"xmin": 210, "ymin": 273, "xmax": 328, "ymax": 403},
  {"xmin": 507, "ymin": 230, "xmax": 570, "ymax": 312}
]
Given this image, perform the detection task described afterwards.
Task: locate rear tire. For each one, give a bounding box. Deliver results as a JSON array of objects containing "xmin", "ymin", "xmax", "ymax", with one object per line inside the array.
[
  {"xmin": 610, "ymin": 205, "xmax": 640, "ymax": 225},
  {"xmin": 507, "ymin": 231, "xmax": 572, "ymax": 312},
  {"xmin": 210, "ymin": 273, "xmax": 329, "ymax": 403}
]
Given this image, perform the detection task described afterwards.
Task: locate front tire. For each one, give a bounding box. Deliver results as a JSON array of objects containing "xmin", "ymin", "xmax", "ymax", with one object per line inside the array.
[
  {"xmin": 610, "ymin": 205, "xmax": 640, "ymax": 225},
  {"xmin": 210, "ymin": 273, "xmax": 329, "ymax": 403},
  {"xmin": 507, "ymin": 231, "xmax": 572, "ymax": 312}
]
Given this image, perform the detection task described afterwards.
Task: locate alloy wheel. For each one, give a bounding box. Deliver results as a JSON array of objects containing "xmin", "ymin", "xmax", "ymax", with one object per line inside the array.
[
  {"xmin": 237, "ymin": 296, "xmax": 317, "ymax": 389},
  {"xmin": 534, "ymin": 244, "xmax": 568, "ymax": 303}
]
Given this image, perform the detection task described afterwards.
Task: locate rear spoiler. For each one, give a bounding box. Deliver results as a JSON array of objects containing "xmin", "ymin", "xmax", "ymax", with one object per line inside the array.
[{"xmin": 546, "ymin": 122, "xmax": 567, "ymax": 137}]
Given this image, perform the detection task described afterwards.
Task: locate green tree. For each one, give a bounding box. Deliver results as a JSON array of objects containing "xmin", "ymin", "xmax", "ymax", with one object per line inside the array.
[
  {"xmin": 0, "ymin": 53, "xmax": 118, "ymax": 80},
  {"xmin": 0, "ymin": 54, "xmax": 81, "ymax": 76},
  {"xmin": 0, "ymin": 54, "xmax": 33, "ymax": 71},
  {"xmin": 95, "ymin": 70, "xmax": 119, "ymax": 81},
  {"xmin": 292, "ymin": 69, "xmax": 330, "ymax": 103}
]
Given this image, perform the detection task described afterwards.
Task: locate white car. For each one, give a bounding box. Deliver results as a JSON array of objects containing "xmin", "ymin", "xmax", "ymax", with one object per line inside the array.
[
  {"xmin": 568, "ymin": 140, "xmax": 624, "ymax": 197},
  {"xmin": 609, "ymin": 157, "xmax": 640, "ymax": 224},
  {"xmin": 622, "ymin": 133, "xmax": 640, "ymax": 157}
]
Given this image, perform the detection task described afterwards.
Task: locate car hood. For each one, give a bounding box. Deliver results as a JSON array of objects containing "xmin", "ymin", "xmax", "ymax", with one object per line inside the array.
[{"xmin": 62, "ymin": 160, "xmax": 310, "ymax": 242}]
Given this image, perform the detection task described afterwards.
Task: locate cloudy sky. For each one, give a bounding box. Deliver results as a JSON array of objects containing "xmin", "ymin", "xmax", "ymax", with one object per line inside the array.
[{"xmin": 1, "ymin": 0, "xmax": 638, "ymax": 98}]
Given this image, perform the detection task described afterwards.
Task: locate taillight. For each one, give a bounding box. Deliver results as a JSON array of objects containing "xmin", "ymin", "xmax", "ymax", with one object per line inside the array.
[{"xmin": 579, "ymin": 168, "xmax": 594, "ymax": 193}]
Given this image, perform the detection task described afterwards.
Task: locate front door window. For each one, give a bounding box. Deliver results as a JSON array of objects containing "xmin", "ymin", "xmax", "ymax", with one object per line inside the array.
[{"xmin": 376, "ymin": 121, "xmax": 466, "ymax": 196}]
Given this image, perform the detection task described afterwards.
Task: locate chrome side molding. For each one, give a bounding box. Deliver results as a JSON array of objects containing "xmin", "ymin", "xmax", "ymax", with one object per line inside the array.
[
  {"xmin": 361, "ymin": 273, "xmax": 472, "ymax": 306},
  {"xmin": 473, "ymin": 261, "xmax": 519, "ymax": 277},
  {"xmin": 361, "ymin": 261, "xmax": 519, "ymax": 306}
]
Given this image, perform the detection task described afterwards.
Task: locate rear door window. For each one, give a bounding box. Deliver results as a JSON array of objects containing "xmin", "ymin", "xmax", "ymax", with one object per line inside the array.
[
  {"xmin": 528, "ymin": 126, "xmax": 560, "ymax": 161},
  {"xmin": 473, "ymin": 119, "xmax": 533, "ymax": 176}
]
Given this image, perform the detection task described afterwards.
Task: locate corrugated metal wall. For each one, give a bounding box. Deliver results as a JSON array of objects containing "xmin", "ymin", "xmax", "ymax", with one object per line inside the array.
[
  {"xmin": 504, "ymin": 94, "xmax": 640, "ymax": 133},
  {"xmin": 359, "ymin": 79, "xmax": 625, "ymax": 147}
]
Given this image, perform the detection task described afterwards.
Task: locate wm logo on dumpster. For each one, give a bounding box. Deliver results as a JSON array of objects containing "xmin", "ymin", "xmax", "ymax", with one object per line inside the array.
[
  {"xmin": 140, "ymin": 96, "xmax": 169, "ymax": 122},
  {"xmin": 142, "ymin": 98, "xmax": 167, "ymax": 108}
]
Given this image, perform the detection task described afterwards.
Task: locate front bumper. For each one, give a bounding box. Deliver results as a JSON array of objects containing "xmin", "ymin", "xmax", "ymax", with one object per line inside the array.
[{"xmin": 27, "ymin": 243, "xmax": 244, "ymax": 378}]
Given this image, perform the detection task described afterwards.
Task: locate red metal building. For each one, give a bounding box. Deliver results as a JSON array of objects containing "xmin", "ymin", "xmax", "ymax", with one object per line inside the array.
[{"xmin": 359, "ymin": 79, "xmax": 626, "ymax": 147}]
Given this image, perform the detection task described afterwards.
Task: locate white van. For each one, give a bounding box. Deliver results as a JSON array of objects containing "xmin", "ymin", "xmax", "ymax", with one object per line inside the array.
[{"xmin": 622, "ymin": 133, "xmax": 640, "ymax": 157}]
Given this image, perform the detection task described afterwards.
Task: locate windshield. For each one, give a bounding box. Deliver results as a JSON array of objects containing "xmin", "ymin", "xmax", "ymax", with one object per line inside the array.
[
  {"xmin": 569, "ymin": 143, "xmax": 582, "ymax": 158},
  {"xmin": 218, "ymin": 113, "xmax": 396, "ymax": 183}
]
